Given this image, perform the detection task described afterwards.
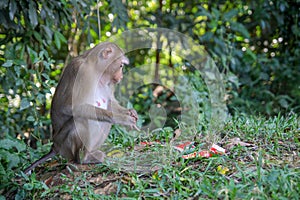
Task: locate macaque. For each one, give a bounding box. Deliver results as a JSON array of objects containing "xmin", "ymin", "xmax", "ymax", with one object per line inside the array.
[{"xmin": 24, "ymin": 42, "xmax": 138, "ymax": 174}]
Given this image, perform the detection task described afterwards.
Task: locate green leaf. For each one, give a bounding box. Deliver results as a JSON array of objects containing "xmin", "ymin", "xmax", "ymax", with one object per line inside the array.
[
  {"xmin": 41, "ymin": 73, "xmax": 50, "ymax": 80},
  {"xmin": 228, "ymin": 73, "xmax": 240, "ymax": 88},
  {"xmin": 16, "ymin": 79, "xmax": 23, "ymax": 86},
  {"xmin": 223, "ymin": 9, "xmax": 238, "ymax": 20},
  {"xmin": 13, "ymin": 59, "xmax": 26, "ymax": 66},
  {"xmin": 197, "ymin": 7, "xmax": 212, "ymax": 19},
  {"xmin": 9, "ymin": 0, "xmax": 17, "ymax": 20},
  {"xmin": 212, "ymin": 8, "xmax": 220, "ymax": 19},
  {"xmin": 278, "ymin": 98, "xmax": 289, "ymax": 108},
  {"xmin": 0, "ymin": 139, "xmax": 26, "ymax": 152},
  {"xmin": 42, "ymin": 25, "xmax": 53, "ymax": 40},
  {"xmin": 28, "ymin": 1, "xmax": 38, "ymax": 28},
  {"xmin": 33, "ymin": 31, "xmax": 43, "ymax": 43},
  {"xmin": 2, "ymin": 60, "xmax": 13, "ymax": 67},
  {"xmin": 20, "ymin": 98, "xmax": 31, "ymax": 110},
  {"xmin": 15, "ymin": 190, "xmax": 26, "ymax": 200},
  {"xmin": 143, "ymin": 188, "xmax": 160, "ymax": 194},
  {"xmin": 200, "ymin": 32, "xmax": 213, "ymax": 42},
  {"xmin": 0, "ymin": 0, "xmax": 8, "ymax": 9},
  {"xmin": 266, "ymin": 101, "xmax": 273, "ymax": 115},
  {"xmin": 279, "ymin": 3, "xmax": 286, "ymax": 12},
  {"xmin": 231, "ymin": 22, "xmax": 250, "ymax": 38},
  {"xmin": 54, "ymin": 31, "xmax": 61, "ymax": 49},
  {"xmin": 260, "ymin": 20, "xmax": 266, "ymax": 30},
  {"xmin": 0, "ymin": 160, "xmax": 5, "ymax": 172},
  {"xmin": 23, "ymin": 183, "xmax": 34, "ymax": 191},
  {"xmin": 37, "ymin": 93, "xmax": 45, "ymax": 103},
  {"xmin": 27, "ymin": 116, "xmax": 35, "ymax": 122},
  {"xmin": 246, "ymin": 48, "xmax": 257, "ymax": 61},
  {"xmin": 7, "ymin": 152, "xmax": 20, "ymax": 169},
  {"xmin": 27, "ymin": 47, "xmax": 38, "ymax": 63},
  {"xmin": 55, "ymin": 31, "xmax": 67, "ymax": 44}
]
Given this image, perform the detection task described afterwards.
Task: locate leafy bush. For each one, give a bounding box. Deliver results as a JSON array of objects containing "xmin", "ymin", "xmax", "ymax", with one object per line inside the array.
[{"xmin": 0, "ymin": 0, "xmax": 299, "ymax": 197}]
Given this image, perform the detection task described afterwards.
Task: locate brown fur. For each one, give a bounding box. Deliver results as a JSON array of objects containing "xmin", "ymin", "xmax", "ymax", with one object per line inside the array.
[{"xmin": 24, "ymin": 42, "xmax": 138, "ymax": 174}]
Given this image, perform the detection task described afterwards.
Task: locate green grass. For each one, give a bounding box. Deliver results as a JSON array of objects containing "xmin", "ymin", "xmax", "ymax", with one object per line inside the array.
[{"xmin": 1, "ymin": 114, "xmax": 299, "ymax": 199}]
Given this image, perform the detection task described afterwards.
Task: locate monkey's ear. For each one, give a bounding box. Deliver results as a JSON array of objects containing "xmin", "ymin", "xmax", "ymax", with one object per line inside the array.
[{"xmin": 101, "ymin": 47, "xmax": 113, "ymax": 59}]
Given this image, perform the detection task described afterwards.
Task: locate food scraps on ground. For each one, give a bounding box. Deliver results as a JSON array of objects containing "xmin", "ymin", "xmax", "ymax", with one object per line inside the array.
[
  {"xmin": 139, "ymin": 140, "xmax": 226, "ymax": 160},
  {"xmin": 177, "ymin": 143, "xmax": 226, "ymax": 159}
]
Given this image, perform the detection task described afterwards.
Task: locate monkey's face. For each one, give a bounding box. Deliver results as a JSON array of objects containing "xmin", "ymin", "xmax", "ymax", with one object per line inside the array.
[
  {"xmin": 112, "ymin": 63, "xmax": 124, "ymax": 84},
  {"xmin": 110, "ymin": 55, "xmax": 128, "ymax": 84},
  {"xmin": 96, "ymin": 44, "xmax": 129, "ymax": 85}
]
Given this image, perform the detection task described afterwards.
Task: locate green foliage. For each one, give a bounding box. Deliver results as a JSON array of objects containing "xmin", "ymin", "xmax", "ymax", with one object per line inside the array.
[
  {"xmin": 0, "ymin": 137, "xmax": 55, "ymax": 199},
  {"xmin": 109, "ymin": 0, "xmax": 129, "ymax": 30},
  {"xmin": 108, "ymin": 125, "xmax": 136, "ymax": 147},
  {"xmin": 0, "ymin": 47, "xmax": 55, "ymax": 139},
  {"xmin": 116, "ymin": 114, "xmax": 299, "ymax": 199},
  {"xmin": 40, "ymin": 173, "xmax": 102, "ymax": 199},
  {"xmin": 0, "ymin": 0, "xmax": 299, "ymax": 198},
  {"xmin": 0, "ymin": 114, "xmax": 299, "ymax": 198},
  {"xmin": 226, "ymin": 0, "xmax": 300, "ymax": 115},
  {"xmin": 0, "ymin": 138, "xmax": 26, "ymax": 170},
  {"xmin": 15, "ymin": 173, "xmax": 49, "ymax": 200},
  {"xmin": 127, "ymin": 0, "xmax": 300, "ymax": 115},
  {"xmin": 1, "ymin": 0, "xmax": 69, "ymax": 140},
  {"xmin": 1, "ymin": 0, "xmax": 298, "ymax": 140}
]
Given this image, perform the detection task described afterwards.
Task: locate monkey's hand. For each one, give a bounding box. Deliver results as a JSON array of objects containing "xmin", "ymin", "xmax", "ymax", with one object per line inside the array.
[
  {"xmin": 112, "ymin": 112, "xmax": 140, "ymax": 131},
  {"xmin": 129, "ymin": 109, "xmax": 140, "ymax": 131},
  {"xmin": 128, "ymin": 109, "xmax": 138, "ymax": 122}
]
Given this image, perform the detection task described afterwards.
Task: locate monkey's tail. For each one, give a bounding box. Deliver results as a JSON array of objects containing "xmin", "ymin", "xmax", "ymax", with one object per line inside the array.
[{"xmin": 23, "ymin": 149, "xmax": 56, "ymax": 174}]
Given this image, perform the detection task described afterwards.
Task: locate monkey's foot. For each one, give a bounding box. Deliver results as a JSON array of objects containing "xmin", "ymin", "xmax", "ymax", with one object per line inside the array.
[{"xmin": 82, "ymin": 150, "xmax": 105, "ymax": 164}]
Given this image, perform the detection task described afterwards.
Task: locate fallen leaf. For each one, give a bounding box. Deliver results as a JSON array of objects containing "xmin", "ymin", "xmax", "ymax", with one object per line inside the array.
[
  {"xmin": 140, "ymin": 141, "xmax": 162, "ymax": 146},
  {"xmin": 171, "ymin": 129, "xmax": 181, "ymax": 142},
  {"xmin": 107, "ymin": 149, "xmax": 124, "ymax": 158},
  {"xmin": 225, "ymin": 137, "xmax": 255, "ymax": 149},
  {"xmin": 89, "ymin": 176, "xmax": 103, "ymax": 184},
  {"xmin": 217, "ymin": 165, "xmax": 229, "ymax": 175},
  {"xmin": 94, "ymin": 183, "xmax": 117, "ymax": 195},
  {"xmin": 44, "ymin": 176, "xmax": 53, "ymax": 186}
]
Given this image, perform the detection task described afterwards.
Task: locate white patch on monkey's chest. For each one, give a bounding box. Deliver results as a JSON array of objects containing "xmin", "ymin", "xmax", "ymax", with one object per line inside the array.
[
  {"xmin": 87, "ymin": 89, "xmax": 111, "ymax": 151},
  {"xmin": 95, "ymin": 97, "xmax": 108, "ymax": 109},
  {"xmin": 94, "ymin": 85, "xmax": 109, "ymax": 110}
]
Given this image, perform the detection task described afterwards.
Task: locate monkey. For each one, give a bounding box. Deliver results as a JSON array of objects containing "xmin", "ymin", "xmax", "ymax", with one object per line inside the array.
[{"xmin": 24, "ymin": 42, "xmax": 139, "ymax": 174}]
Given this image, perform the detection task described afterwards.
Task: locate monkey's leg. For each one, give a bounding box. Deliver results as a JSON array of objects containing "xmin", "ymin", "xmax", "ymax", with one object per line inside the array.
[
  {"xmin": 23, "ymin": 118, "xmax": 79, "ymax": 174},
  {"xmin": 82, "ymin": 150, "xmax": 106, "ymax": 164},
  {"xmin": 52, "ymin": 117, "xmax": 83, "ymax": 163},
  {"xmin": 80, "ymin": 122, "xmax": 111, "ymax": 164}
]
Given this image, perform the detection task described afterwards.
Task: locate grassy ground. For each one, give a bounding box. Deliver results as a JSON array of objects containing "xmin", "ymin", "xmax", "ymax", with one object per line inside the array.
[{"xmin": 3, "ymin": 114, "xmax": 300, "ymax": 199}]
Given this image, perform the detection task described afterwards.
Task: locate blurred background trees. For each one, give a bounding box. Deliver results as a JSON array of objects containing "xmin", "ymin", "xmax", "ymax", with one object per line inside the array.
[
  {"xmin": 1, "ymin": 1, "xmax": 299, "ymax": 198},
  {"xmin": 0, "ymin": 0, "xmax": 299, "ymax": 145}
]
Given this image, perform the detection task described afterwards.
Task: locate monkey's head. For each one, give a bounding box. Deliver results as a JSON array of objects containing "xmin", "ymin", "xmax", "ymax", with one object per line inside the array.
[{"xmin": 90, "ymin": 42, "xmax": 129, "ymax": 85}]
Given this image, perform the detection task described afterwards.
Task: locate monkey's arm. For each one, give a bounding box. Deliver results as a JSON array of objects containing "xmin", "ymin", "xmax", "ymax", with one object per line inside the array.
[
  {"xmin": 110, "ymin": 100, "xmax": 129, "ymax": 113},
  {"xmin": 110, "ymin": 101, "xmax": 139, "ymax": 131},
  {"xmin": 110, "ymin": 93, "xmax": 139, "ymax": 119},
  {"xmin": 73, "ymin": 104, "xmax": 137, "ymax": 126}
]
